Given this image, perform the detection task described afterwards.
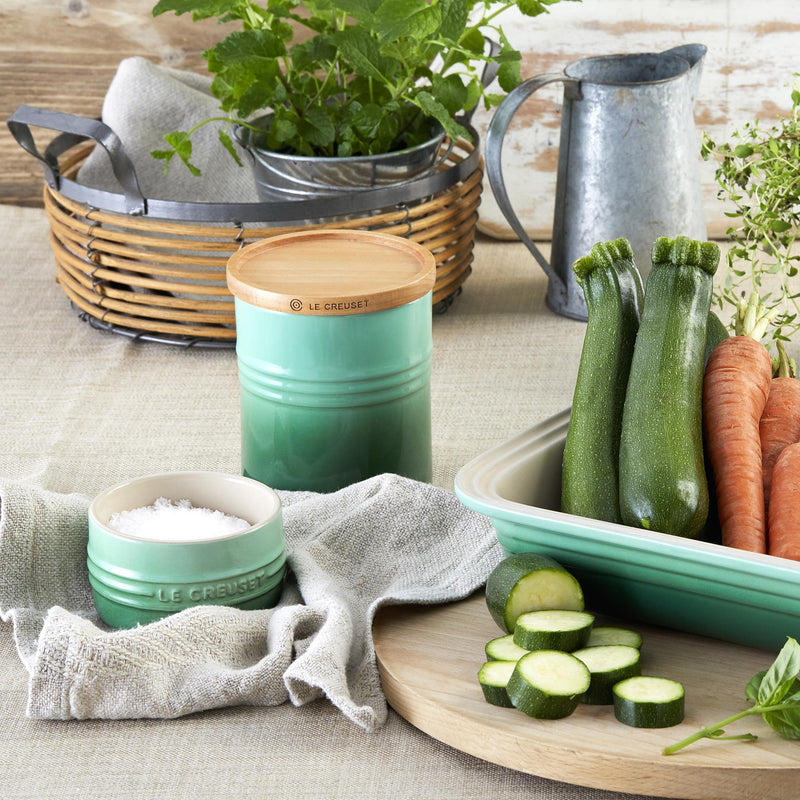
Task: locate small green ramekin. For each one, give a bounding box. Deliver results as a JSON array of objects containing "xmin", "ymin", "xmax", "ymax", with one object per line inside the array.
[{"xmin": 87, "ymin": 471, "xmax": 286, "ymax": 629}]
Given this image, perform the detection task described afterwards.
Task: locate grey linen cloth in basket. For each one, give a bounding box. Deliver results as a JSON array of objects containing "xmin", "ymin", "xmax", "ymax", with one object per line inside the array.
[
  {"xmin": 76, "ymin": 56, "xmax": 260, "ymax": 203},
  {"xmin": 0, "ymin": 474, "xmax": 502, "ymax": 729}
]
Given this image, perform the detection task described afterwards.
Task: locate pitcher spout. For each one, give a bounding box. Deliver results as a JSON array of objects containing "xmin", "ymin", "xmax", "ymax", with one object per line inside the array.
[{"xmin": 661, "ymin": 43, "xmax": 707, "ymax": 99}]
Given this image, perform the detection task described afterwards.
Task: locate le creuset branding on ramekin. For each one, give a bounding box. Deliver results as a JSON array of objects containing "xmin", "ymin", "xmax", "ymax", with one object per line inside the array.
[
  {"xmin": 87, "ymin": 471, "xmax": 286, "ymax": 629},
  {"xmin": 226, "ymin": 229, "xmax": 436, "ymax": 493}
]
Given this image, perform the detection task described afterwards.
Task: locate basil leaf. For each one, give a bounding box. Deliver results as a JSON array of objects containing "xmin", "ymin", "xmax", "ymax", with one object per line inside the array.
[
  {"xmin": 757, "ymin": 637, "xmax": 800, "ymax": 706},
  {"xmin": 745, "ymin": 670, "xmax": 765, "ymax": 703},
  {"xmin": 763, "ymin": 705, "xmax": 800, "ymax": 740}
]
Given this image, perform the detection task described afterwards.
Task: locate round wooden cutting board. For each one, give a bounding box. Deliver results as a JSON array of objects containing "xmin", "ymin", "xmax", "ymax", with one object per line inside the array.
[{"xmin": 373, "ymin": 592, "xmax": 800, "ymax": 800}]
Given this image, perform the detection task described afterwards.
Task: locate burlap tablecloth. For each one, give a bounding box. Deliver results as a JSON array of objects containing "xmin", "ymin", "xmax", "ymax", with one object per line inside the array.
[{"xmin": 0, "ymin": 204, "xmax": 669, "ymax": 800}]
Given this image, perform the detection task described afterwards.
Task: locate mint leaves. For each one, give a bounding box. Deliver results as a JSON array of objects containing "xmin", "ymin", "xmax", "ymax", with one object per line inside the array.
[
  {"xmin": 663, "ymin": 637, "xmax": 800, "ymax": 755},
  {"xmin": 151, "ymin": 0, "xmax": 580, "ymax": 173}
]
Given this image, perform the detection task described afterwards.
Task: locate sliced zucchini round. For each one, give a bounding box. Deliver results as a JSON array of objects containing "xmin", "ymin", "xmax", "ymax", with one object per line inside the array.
[
  {"xmin": 477, "ymin": 660, "xmax": 516, "ymax": 707},
  {"xmin": 613, "ymin": 676, "xmax": 685, "ymax": 728},
  {"xmin": 507, "ymin": 650, "xmax": 591, "ymax": 719},
  {"xmin": 485, "ymin": 633, "xmax": 529, "ymax": 662},
  {"xmin": 513, "ymin": 609, "xmax": 595, "ymax": 652},
  {"xmin": 585, "ymin": 625, "xmax": 643, "ymax": 649},
  {"xmin": 572, "ymin": 644, "xmax": 641, "ymax": 705},
  {"xmin": 485, "ymin": 552, "xmax": 585, "ymax": 633}
]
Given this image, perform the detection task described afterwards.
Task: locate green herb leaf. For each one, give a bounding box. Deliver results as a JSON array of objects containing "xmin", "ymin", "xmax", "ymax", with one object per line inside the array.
[
  {"xmin": 218, "ymin": 129, "xmax": 243, "ymax": 167},
  {"xmin": 154, "ymin": 131, "xmax": 202, "ymax": 176},
  {"xmin": 439, "ymin": 0, "xmax": 469, "ymax": 41},
  {"xmin": 430, "ymin": 73, "xmax": 469, "ymax": 116},
  {"xmin": 414, "ymin": 90, "xmax": 470, "ymax": 141},
  {"xmin": 704, "ymin": 73, "xmax": 800, "ymax": 350},
  {"xmin": 333, "ymin": 26, "xmax": 396, "ymax": 82},
  {"xmin": 497, "ymin": 50, "xmax": 522, "ymax": 92},
  {"xmin": 327, "ymin": 0, "xmax": 382, "ymax": 21},
  {"xmin": 664, "ymin": 637, "xmax": 800, "ymax": 756},
  {"xmin": 757, "ymin": 637, "xmax": 800, "ymax": 706},
  {"xmin": 149, "ymin": 0, "xmax": 576, "ymax": 162},
  {"xmin": 269, "ymin": 115, "xmax": 298, "ymax": 145},
  {"xmin": 296, "ymin": 106, "xmax": 337, "ymax": 149},
  {"xmin": 152, "ymin": 0, "xmax": 233, "ymax": 20},
  {"xmin": 373, "ymin": 0, "xmax": 441, "ymax": 43}
]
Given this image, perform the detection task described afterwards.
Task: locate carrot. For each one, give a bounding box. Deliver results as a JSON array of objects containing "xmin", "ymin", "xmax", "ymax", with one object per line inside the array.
[
  {"xmin": 760, "ymin": 340, "xmax": 800, "ymax": 516},
  {"xmin": 767, "ymin": 441, "xmax": 800, "ymax": 561},
  {"xmin": 702, "ymin": 294, "xmax": 774, "ymax": 553}
]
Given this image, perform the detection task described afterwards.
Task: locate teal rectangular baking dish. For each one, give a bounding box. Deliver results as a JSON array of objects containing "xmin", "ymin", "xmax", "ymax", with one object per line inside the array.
[{"xmin": 454, "ymin": 408, "xmax": 800, "ymax": 652}]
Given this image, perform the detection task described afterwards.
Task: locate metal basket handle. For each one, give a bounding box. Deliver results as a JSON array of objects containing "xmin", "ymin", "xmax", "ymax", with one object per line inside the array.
[{"xmin": 6, "ymin": 105, "xmax": 147, "ymax": 215}]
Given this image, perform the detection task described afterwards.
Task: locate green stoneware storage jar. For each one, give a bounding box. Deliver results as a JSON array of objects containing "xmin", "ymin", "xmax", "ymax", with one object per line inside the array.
[
  {"xmin": 227, "ymin": 229, "xmax": 436, "ymax": 493},
  {"xmin": 87, "ymin": 471, "xmax": 286, "ymax": 629}
]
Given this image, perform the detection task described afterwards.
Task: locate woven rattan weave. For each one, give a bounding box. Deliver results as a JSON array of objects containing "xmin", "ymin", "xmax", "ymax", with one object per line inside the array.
[{"xmin": 42, "ymin": 137, "xmax": 482, "ymax": 346}]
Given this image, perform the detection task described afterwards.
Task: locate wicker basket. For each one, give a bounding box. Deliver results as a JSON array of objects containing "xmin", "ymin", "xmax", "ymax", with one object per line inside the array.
[{"xmin": 38, "ymin": 134, "xmax": 482, "ymax": 346}]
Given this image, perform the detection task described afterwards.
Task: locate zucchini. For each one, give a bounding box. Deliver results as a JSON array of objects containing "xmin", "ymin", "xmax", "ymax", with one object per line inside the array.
[
  {"xmin": 485, "ymin": 552, "xmax": 584, "ymax": 633},
  {"xmin": 619, "ymin": 235, "xmax": 720, "ymax": 538},
  {"xmin": 572, "ymin": 644, "xmax": 641, "ymax": 705},
  {"xmin": 507, "ymin": 650, "xmax": 591, "ymax": 719},
  {"xmin": 477, "ymin": 660, "xmax": 516, "ymax": 707},
  {"xmin": 512, "ymin": 609, "xmax": 594, "ymax": 652},
  {"xmin": 613, "ymin": 676, "xmax": 685, "ymax": 728},
  {"xmin": 562, "ymin": 238, "xmax": 643, "ymax": 523},
  {"xmin": 585, "ymin": 626, "xmax": 643, "ymax": 649},
  {"xmin": 485, "ymin": 634, "xmax": 529, "ymax": 662}
]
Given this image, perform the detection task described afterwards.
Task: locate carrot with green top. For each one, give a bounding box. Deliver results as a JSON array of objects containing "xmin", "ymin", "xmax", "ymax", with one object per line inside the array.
[
  {"xmin": 768, "ymin": 440, "xmax": 800, "ymax": 561},
  {"xmin": 759, "ymin": 340, "xmax": 800, "ymax": 517},
  {"xmin": 703, "ymin": 294, "xmax": 775, "ymax": 554}
]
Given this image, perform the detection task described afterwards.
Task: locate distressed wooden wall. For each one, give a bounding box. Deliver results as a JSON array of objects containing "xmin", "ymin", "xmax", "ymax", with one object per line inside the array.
[{"xmin": 1, "ymin": 0, "xmax": 797, "ymax": 238}]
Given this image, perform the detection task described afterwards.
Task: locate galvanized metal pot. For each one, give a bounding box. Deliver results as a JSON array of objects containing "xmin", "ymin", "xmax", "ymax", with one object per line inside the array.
[
  {"xmin": 235, "ymin": 115, "xmax": 449, "ymax": 203},
  {"xmin": 485, "ymin": 44, "xmax": 709, "ymax": 321}
]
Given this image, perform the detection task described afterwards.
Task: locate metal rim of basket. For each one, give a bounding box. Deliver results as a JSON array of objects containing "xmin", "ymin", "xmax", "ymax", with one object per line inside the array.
[
  {"xmin": 8, "ymin": 106, "xmax": 482, "ymax": 348},
  {"xmin": 8, "ymin": 105, "xmax": 481, "ymax": 222}
]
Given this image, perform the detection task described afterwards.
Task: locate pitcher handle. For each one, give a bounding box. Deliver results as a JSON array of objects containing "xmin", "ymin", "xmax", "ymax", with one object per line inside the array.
[{"xmin": 485, "ymin": 74, "xmax": 579, "ymax": 298}]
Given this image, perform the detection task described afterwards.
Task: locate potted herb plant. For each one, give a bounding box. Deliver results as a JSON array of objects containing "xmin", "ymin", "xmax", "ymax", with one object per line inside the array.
[{"xmin": 150, "ymin": 0, "xmax": 579, "ymax": 198}]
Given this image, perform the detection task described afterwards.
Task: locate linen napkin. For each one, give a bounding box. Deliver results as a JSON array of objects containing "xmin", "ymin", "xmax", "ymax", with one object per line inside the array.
[
  {"xmin": 0, "ymin": 474, "xmax": 502, "ymax": 730},
  {"xmin": 76, "ymin": 56, "xmax": 260, "ymax": 203}
]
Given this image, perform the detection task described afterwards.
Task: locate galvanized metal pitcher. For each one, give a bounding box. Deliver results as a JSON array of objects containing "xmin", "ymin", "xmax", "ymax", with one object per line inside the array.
[{"xmin": 485, "ymin": 44, "xmax": 708, "ymax": 320}]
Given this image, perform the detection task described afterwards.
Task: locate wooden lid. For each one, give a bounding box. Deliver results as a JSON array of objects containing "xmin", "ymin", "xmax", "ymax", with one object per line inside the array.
[{"xmin": 226, "ymin": 229, "xmax": 437, "ymax": 315}]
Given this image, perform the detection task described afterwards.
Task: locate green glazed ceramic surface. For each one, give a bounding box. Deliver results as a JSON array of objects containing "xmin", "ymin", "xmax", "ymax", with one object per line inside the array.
[
  {"xmin": 235, "ymin": 295, "xmax": 432, "ymax": 492},
  {"xmin": 455, "ymin": 409, "xmax": 800, "ymax": 652},
  {"xmin": 88, "ymin": 472, "xmax": 286, "ymax": 629},
  {"xmin": 227, "ymin": 229, "xmax": 436, "ymax": 494}
]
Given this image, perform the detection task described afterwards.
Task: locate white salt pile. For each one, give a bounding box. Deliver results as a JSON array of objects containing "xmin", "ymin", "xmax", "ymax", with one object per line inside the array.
[{"xmin": 108, "ymin": 497, "xmax": 251, "ymax": 542}]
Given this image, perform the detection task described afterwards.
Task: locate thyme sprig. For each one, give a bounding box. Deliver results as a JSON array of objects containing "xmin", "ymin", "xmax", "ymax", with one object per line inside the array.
[{"xmin": 701, "ymin": 74, "xmax": 800, "ymax": 351}]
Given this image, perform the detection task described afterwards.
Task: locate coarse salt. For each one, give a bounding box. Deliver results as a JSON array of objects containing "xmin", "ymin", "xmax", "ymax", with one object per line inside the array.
[{"xmin": 108, "ymin": 497, "xmax": 251, "ymax": 542}]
